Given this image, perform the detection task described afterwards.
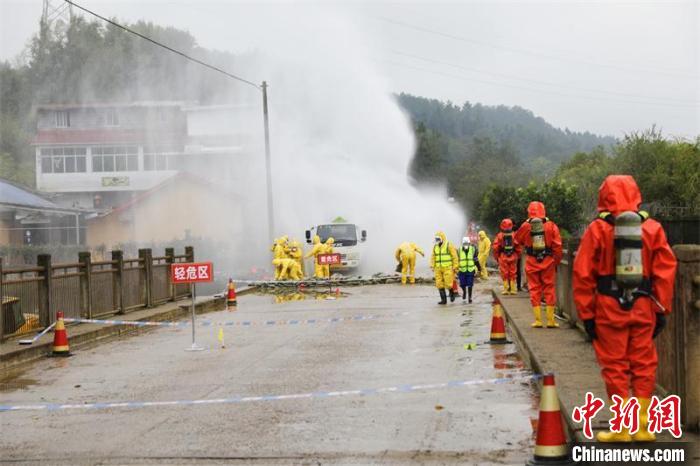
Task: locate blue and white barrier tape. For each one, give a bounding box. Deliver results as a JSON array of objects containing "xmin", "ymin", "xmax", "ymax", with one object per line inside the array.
[
  {"xmin": 63, "ymin": 312, "xmax": 409, "ymax": 329},
  {"xmin": 0, "ymin": 373, "xmax": 541, "ymax": 412}
]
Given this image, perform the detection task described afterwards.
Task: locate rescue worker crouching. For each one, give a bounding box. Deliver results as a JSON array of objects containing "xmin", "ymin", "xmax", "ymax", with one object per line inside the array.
[
  {"xmin": 288, "ymin": 240, "xmax": 305, "ymax": 278},
  {"xmin": 477, "ymin": 230, "xmax": 491, "ymax": 279},
  {"xmin": 515, "ymin": 201, "xmax": 563, "ymax": 328},
  {"xmin": 430, "ymin": 231, "xmax": 459, "ymax": 305},
  {"xmin": 573, "ymin": 175, "xmax": 676, "ymax": 443},
  {"xmin": 395, "ymin": 242, "xmax": 425, "ymax": 285},
  {"xmin": 493, "ymin": 218, "xmax": 520, "ymax": 295},
  {"xmin": 271, "ymin": 237, "xmax": 289, "ymax": 280},
  {"xmin": 457, "ymin": 237, "xmax": 480, "ymax": 303}
]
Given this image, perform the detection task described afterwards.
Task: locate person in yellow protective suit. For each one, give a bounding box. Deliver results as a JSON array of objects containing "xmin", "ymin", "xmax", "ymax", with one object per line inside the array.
[
  {"xmin": 304, "ymin": 235, "xmax": 325, "ymax": 279},
  {"xmin": 394, "ymin": 242, "xmax": 425, "ymax": 284},
  {"xmin": 287, "ymin": 240, "xmax": 305, "ymax": 278},
  {"xmin": 430, "ymin": 231, "xmax": 459, "ymax": 305},
  {"xmin": 272, "ymin": 258, "xmax": 303, "ymax": 280},
  {"xmin": 320, "ymin": 237, "xmax": 335, "ymax": 278},
  {"xmin": 477, "ymin": 230, "xmax": 491, "ymax": 279},
  {"xmin": 271, "ymin": 237, "xmax": 288, "ymax": 280}
]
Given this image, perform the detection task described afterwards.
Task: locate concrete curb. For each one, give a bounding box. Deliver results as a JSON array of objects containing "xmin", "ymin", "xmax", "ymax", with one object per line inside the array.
[
  {"xmin": 1, "ymin": 286, "xmax": 258, "ymax": 372},
  {"xmin": 491, "ymin": 288, "xmax": 582, "ymax": 441}
]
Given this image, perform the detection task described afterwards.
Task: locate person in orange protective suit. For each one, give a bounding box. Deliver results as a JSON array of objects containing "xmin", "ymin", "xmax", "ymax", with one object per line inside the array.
[
  {"xmin": 493, "ymin": 218, "xmax": 521, "ymax": 295},
  {"xmin": 515, "ymin": 201, "xmax": 563, "ymax": 328},
  {"xmin": 573, "ymin": 175, "xmax": 677, "ymax": 443},
  {"xmin": 304, "ymin": 235, "xmax": 325, "ymax": 279},
  {"xmin": 395, "ymin": 242, "xmax": 425, "ymax": 284}
]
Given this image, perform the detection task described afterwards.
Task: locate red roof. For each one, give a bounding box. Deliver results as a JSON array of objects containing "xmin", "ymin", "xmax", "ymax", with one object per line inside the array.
[{"xmin": 32, "ymin": 129, "xmax": 183, "ymax": 145}]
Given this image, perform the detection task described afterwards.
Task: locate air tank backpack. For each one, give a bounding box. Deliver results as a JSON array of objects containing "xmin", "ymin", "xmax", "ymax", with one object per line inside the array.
[
  {"xmin": 595, "ymin": 210, "xmax": 659, "ymax": 310},
  {"xmin": 503, "ymin": 230, "xmax": 514, "ymax": 256},
  {"xmin": 526, "ymin": 218, "xmax": 551, "ymax": 262}
]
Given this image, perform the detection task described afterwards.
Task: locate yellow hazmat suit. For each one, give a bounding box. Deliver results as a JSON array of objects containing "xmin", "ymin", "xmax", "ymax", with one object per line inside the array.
[
  {"xmin": 395, "ymin": 242, "xmax": 425, "ymax": 284},
  {"xmin": 272, "ymin": 238, "xmax": 288, "ymax": 280},
  {"xmin": 430, "ymin": 231, "xmax": 459, "ymax": 304},
  {"xmin": 478, "ymin": 230, "xmax": 491, "ymax": 279},
  {"xmin": 272, "ymin": 258, "xmax": 303, "ymax": 280},
  {"xmin": 288, "ymin": 240, "xmax": 305, "ymax": 278},
  {"xmin": 321, "ymin": 237, "xmax": 335, "ymax": 279},
  {"xmin": 304, "ymin": 235, "xmax": 325, "ymax": 279}
]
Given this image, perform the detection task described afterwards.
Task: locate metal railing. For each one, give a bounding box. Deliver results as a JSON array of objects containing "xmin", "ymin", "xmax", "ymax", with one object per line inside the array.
[{"xmin": 0, "ymin": 246, "xmax": 194, "ymax": 341}]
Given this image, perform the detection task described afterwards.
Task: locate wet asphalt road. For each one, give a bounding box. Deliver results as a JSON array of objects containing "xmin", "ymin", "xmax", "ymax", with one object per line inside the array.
[{"xmin": 0, "ymin": 282, "xmax": 538, "ymax": 465}]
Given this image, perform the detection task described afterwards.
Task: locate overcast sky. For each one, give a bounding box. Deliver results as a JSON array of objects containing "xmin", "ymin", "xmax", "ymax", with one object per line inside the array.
[{"xmin": 1, "ymin": 0, "xmax": 698, "ymax": 138}]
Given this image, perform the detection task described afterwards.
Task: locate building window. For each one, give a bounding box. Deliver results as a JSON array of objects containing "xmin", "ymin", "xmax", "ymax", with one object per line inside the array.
[
  {"xmin": 105, "ymin": 109, "xmax": 119, "ymax": 127},
  {"xmin": 143, "ymin": 146, "xmax": 180, "ymax": 171},
  {"xmin": 91, "ymin": 146, "xmax": 138, "ymax": 172},
  {"xmin": 55, "ymin": 111, "xmax": 70, "ymax": 128},
  {"xmin": 40, "ymin": 147, "xmax": 87, "ymax": 174}
]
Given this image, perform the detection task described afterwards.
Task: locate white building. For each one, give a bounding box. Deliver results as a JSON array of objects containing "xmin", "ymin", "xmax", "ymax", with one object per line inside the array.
[
  {"xmin": 33, "ymin": 102, "xmax": 258, "ymax": 212},
  {"xmin": 33, "ymin": 102, "xmax": 187, "ymax": 211}
]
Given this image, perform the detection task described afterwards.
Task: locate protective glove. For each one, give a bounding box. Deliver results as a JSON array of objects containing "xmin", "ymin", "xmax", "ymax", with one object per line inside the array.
[
  {"xmin": 653, "ymin": 313, "xmax": 667, "ymax": 338},
  {"xmin": 583, "ymin": 319, "xmax": 596, "ymax": 340}
]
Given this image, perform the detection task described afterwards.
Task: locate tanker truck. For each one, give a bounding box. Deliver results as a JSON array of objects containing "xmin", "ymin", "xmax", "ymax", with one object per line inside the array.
[{"xmin": 305, "ymin": 218, "xmax": 367, "ymax": 272}]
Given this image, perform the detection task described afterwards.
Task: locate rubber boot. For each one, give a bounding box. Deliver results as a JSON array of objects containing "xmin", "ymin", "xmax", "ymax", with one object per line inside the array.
[
  {"xmin": 438, "ymin": 289, "xmax": 447, "ymax": 305},
  {"xmin": 461, "ymin": 287, "xmax": 467, "ymax": 301},
  {"xmin": 632, "ymin": 397, "xmax": 657, "ymax": 442},
  {"xmin": 468, "ymin": 287, "xmax": 472, "ymax": 303},
  {"xmin": 449, "ymin": 288, "xmax": 456, "ymax": 303},
  {"xmin": 597, "ymin": 427, "xmax": 633, "ymax": 443},
  {"xmin": 531, "ymin": 306, "xmax": 543, "ymax": 328},
  {"xmin": 510, "ymin": 280, "xmax": 517, "ymax": 294},
  {"xmin": 502, "ymin": 281, "xmax": 509, "ymax": 295},
  {"xmin": 546, "ymin": 305, "xmax": 559, "ymax": 328}
]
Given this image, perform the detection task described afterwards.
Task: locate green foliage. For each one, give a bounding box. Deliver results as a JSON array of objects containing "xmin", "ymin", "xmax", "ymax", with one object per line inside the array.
[
  {"xmin": 479, "ymin": 179, "xmax": 583, "ymax": 234},
  {"xmin": 398, "ymin": 93, "xmax": 616, "ymax": 166}
]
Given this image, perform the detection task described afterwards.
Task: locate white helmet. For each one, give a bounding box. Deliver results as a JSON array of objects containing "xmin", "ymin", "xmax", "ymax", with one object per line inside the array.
[{"xmin": 462, "ymin": 236, "xmax": 470, "ymax": 245}]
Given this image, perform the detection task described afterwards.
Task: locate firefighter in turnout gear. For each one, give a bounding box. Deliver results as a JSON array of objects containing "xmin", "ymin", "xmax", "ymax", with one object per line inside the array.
[
  {"xmin": 573, "ymin": 175, "xmax": 677, "ymax": 443},
  {"xmin": 515, "ymin": 201, "xmax": 563, "ymax": 328},
  {"xmin": 493, "ymin": 218, "xmax": 521, "ymax": 295},
  {"xmin": 430, "ymin": 231, "xmax": 459, "ymax": 305},
  {"xmin": 457, "ymin": 237, "xmax": 481, "ymax": 303}
]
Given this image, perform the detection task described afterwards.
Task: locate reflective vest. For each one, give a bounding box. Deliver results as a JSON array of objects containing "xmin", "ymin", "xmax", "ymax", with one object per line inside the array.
[
  {"xmin": 459, "ymin": 246, "xmax": 477, "ymax": 273},
  {"xmin": 433, "ymin": 242, "xmax": 454, "ymax": 267}
]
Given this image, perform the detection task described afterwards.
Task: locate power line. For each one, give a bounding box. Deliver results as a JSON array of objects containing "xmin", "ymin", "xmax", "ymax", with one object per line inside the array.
[
  {"xmin": 381, "ymin": 59, "xmax": 698, "ymax": 108},
  {"xmin": 64, "ymin": 0, "xmax": 260, "ymax": 90},
  {"xmin": 392, "ymin": 51, "xmax": 699, "ymax": 105},
  {"xmin": 376, "ymin": 16, "xmax": 699, "ymax": 80}
]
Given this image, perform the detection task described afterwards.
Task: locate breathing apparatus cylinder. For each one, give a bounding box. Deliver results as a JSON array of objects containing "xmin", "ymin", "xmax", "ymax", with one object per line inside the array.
[
  {"xmin": 503, "ymin": 230, "xmax": 514, "ymax": 255},
  {"xmin": 530, "ymin": 218, "xmax": 545, "ymax": 252},
  {"xmin": 614, "ymin": 211, "xmax": 644, "ymax": 292}
]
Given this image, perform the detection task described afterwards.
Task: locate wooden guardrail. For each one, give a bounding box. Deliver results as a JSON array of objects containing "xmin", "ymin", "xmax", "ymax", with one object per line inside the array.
[{"xmin": 0, "ymin": 246, "xmax": 194, "ymax": 341}]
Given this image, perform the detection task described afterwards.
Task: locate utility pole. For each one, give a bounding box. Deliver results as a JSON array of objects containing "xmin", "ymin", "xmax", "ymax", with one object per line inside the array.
[{"xmin": 262, "ymin": 81, "xmax": 274, "ymax": 246}]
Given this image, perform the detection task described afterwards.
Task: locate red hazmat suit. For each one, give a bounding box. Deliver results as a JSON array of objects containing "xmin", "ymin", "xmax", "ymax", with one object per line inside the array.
[
  {"xmin": 515, "ymin": 202, "xmax": 563, "ymax": 306},
  {"xmin": 493, "ymin": 219, "xmax": 520, "ymax": 282},
  {"xmin": 573, "ymin": 175, "xmax": 677, "ymax": 399}
]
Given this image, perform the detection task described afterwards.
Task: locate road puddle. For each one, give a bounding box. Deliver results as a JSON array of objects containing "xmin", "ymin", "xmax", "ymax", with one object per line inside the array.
[
  {"xmin": 259, "ymin": 289, "xmax": 349, "ymax": 304},
  {"xmin": 0, "ymin": 368, "xmax": 38, "ymax": 393}
]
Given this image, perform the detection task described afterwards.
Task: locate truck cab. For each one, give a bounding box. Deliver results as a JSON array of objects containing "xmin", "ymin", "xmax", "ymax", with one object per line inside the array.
[{"xmin": 306, "ymin": 221, "xmax": 367, "ymax": 272}]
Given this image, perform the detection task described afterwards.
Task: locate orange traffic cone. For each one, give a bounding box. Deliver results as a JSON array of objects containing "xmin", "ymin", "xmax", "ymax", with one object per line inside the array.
[
  {"xmin": 527, "ymin": 374, "xmax": 572, "ymax": 465},
  {"xmin": 51, "ymin": 311, "xmax": 70, "ymax": 357},
  {"xmin": 489, "ymin": 298, "xmax": 508, "ymax": 344},
  {"xmin": 226, "ymin": 279, "xmax": 237, "ymax": 310}
]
